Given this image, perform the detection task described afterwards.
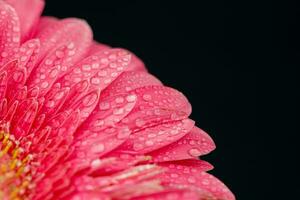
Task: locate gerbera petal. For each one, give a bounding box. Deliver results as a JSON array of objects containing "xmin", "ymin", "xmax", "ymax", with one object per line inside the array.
[
  {"xmin": 126, "ymin": 51, "xmax": 147, "ymax": 72},
  {"xmin": 13, "ymin": 38, "xmax": 41, "ymax": 78},
  {"xmin": 101, "ymin": 71, "xmax": 162, "ymax": 98},
  {"xmin": 131, "ymin": 189, "xmax": 199, "ymax": 200},
  {"xmin": 113, "ymin": 85, "xmax": 191, "ymax": 134},
  {"xmin": 26, "ymin": 18, "xmax": 93, "ymax": 96},
  {"xmin": 34, "ymin": 18, "xmax": 92, "ymax": 63},
  {"xmin": 4, "ymin": 0, "xmax": 44, "ymax": 41},
  {"xmin": 68, "ymin": 192, "xmax": 110, "ymax": 200},
  {"xmin": 116, "ymin": 119, "xmax": 195, "ymax": 154},
  {"xmin": 87, "ymin": 41, "xmax": 110, "ymax": 55},
  {"xmin": 160, "ymin": 163, "xmax": 235, "ymax": 200},
  {"xmin": 0, "ymin": 1, "xmax": 20, "ymax": 66},
  {"xmin": 53, "ymin": 48, "xmax": 131, "ymax": 105},
  {"xmin": 150, "ymin": 126, "xmax": 216, "ymax": 162}
]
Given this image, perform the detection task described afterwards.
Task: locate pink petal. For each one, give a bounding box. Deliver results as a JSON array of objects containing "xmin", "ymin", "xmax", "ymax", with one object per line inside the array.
[
  {"xmin": 101, "ymin": 71, "xmax": 162, "ymax": 98},
  {"xmin": 5, "ymin": 0, "xmax": 44, "ymax": 41},
  {"xmin": 68, "ymin": 192, "xmax": 110, "ymax": 200},
  {"xmin": 34, "ymin": 18, "xmax": 92, "ymax": 63},
  {"xmin": 131, "ymin": 189, "xmax": 199, "ymax": 200},
  {"xmin": 26, "ymin": 18, "xmax": 93, "ymax": 96},
  {"xmin": 126, "ymin": 51, "xmax": 147, "ymax": 72},
  {"xmin": 0, "ymin": 1, "xmax": 20, "ymax": 66},
  {"xmin": 13, "ymin": 39, "xmax": 40, "ymax": 79},
  {"xmin": 115, "ymin": 119, "xmax": 194, "ymax": 154},
  {"xmin": 76, "ymin": 93, "xmax": 137, "ymax": 134},
  {"xmin": 87, "ymin": 41, "xmax": 110, "ymax": 55},
  {"xmin": 53, "ymin": 48, "xmax": 131, "ymax": 104},
  {"xmin": 113, "ymin": 85, "xmax": 191, "ymax": 134},
  {"xmin": 159, "ymin": 163, "xmax": 235, "ymax": 200},
  {"xmin": 150, "ymin": 126, "xmax": 216, "ymax": 162},
  {"xmin": 158, "ymin": 159, "xmax": 214, "ymax": 172}
]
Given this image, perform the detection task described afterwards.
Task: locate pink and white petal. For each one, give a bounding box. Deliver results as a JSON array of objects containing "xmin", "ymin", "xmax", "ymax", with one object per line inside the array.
[
  {"xmin": 13, "ymin": 39, "xmax": 40, "ymax": 79},
  {"xmin": 87, "ymin": 41, "xmax": 110, "ymax": 55},
  {"xmin": 132, "ymin": 85, "xmax": 191, "ymax": 117},
  {"xmin": 73, "ymin": 125, "xmax": 132, "ymax": 161},
  {"xmin": 75, "ymin": 164, "xmax": 163, "ymax": 191},
  {"xmin": 52, "ymin": 48, "xmax": 131, "ymax": 109},
  {"xmin": 159, "ymin": 159, "xmax": 214, "ymax": 172},
  {"xmin": 11, "ymin": 98, "xmax": 38, "ymax": 138},
  {"xmin": 76, "ymin": 93, "xmax": 137, "ymax": 137},
  {"xmin": 113, "ymin": 85, "xmax": 191, "ymax": 134},
  {"xmin": 150, "ymin": 127, "xmax": 215, "ymax": 162},
  {"xmin": 5, "ymin": 0, "xmax": 44, "ymax": 41},
  {"xmin": 115, "ymin": 119, "xmax": 194, "ymax": 154},
  {"xmin": 67, "ymin": 89, "xmax": 100, "ymax": 123},
  {"xmin": 101, "ymin": 71, "xmax": 162, "ymax": 98},
  {"xmin": 0, "ymin": 1, "xmax": 20, "ymax": 66},
  {"xmin": 131, "ymin": 189, "xmax": 199, "ymax": 200},
  {"xmin": 159, "ymin": 163, "xmax": 235, "ymax": 200},
  {"xmin": 26, "ymin": 19, "xmax": 93, "ymax": 97},
  {"xmin": 126, "ymin": 51, "xmax": 147, "ymax": 72},
  {"xmin": 36, "ymin": 16, "xmax": 58, "ymax": 33},
  {"xmin": 68, "ymin": 192, "xmax": 111, "ymax": 200},
  {"xmin": 0, "ymin": 71, "xmax": 7, "ymax": 100},
  {"xmin": 34, "ymin": 18, "xmax": 92, "ymax": 63},
  {"xmin": 88, "ymin": 154, "xmax": 152, "ymax": 176}
]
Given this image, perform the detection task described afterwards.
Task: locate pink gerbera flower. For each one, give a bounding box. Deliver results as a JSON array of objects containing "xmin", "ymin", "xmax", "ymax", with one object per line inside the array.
[{"xmin": 0, "ymin": 0, "xmax": 235, "ymax": 199}]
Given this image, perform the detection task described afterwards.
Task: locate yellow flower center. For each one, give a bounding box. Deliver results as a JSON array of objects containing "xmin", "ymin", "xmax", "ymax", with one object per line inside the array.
[{"xmin": 0, "ymin": 131, "xmax": 32, "ymax": 200}]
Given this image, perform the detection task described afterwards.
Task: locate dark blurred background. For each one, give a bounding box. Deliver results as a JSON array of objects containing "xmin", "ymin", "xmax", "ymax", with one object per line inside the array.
[{"xmin": 43, "ymin": 1, "xmax": 259, "ymax": 199}]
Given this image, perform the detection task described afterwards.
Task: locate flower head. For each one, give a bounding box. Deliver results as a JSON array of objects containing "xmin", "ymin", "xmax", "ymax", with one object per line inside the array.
[{"xmin": 0, "ymin": 0, "xmax": 235, "ymax": 199}]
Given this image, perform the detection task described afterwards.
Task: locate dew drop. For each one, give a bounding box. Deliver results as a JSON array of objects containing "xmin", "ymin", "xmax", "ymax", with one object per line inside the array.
[
  {"xmin": 188, "ymin": 148, "xmax": 201, "ymax": 157},
  {"xmin": 91, "ymin": 159, "xmax": 102, "ymax": 168},
  {"xmin": 91, "ymin": 143, "xmax": 105, "ymax": 153},
  {"xmin": 170, "ymin": 173, "xmax": 179, "ymax": 178},
  {"xmin": 41, "ymin": 81, "xmax": 49, "ymax": 89},
  {"xmin": 55, "ymin": 50, "xmax": 64, "ymax": 58},
  {"xmin": 113, "ymin": 108, "xmax": 124, "ymax": 115},
  {"xmin": 148, "ymin": 133, "xmax": 156, "ymax": 138},
  {"xmin": 99, "ymin": 102, "xmax": 110, "ymax": 110},
  {"xmin": 133, "ymin": 143, "xmax": 144, "ymax": 151},
  {"xmin": 46, "ymin": 100, "xmax": 55, "ymax": 108},
  {"xmin": 145, "ymin": 140, "xmax": 154, "ymax": 146},
  {"xmin": 135, "ymin": 118, "xmax": 145, "ymax": 127},
  {"xmin": 187, "ymin": 177, "xmax": 196, "ymax": 183},
  {"xmin": 115, "ymin": 97, "xmax": 124, "ymax": 104},
  {"xmin": 82, "ymin": 65, "xmax": 91, "ymax": 71},
  {"xmin": 142, "ymin": 94, "xmax": 152, "ymax": 101},
  {"xmin": 202, "ymin": 179, "xmax": 209, "ymax": 185},
  {"xmin": 126, "ymin": 94, "xmax": 136, "ymax": 102},
  {"xmin": 117, "ymin": 127, "xmax": 131, "ymax": 139},
  {"xmin": 1, "ymin": 52, "xmax": 8, "ymax": 58},
  {"xmin": 45, "ymin": 59, "xmax": 53, "ymax": 66}
]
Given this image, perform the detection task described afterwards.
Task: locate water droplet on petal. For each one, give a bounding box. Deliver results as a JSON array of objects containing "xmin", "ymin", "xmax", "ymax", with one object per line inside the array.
[
  {"xmin": 91, "ymin": 159, "xmax": 102, "ymax": 168},
  {"xmin": 99, "ymin": 102, "xmax": 110, "ymax": 110},
  {"xmin": 115, "ymin": 97, "xmax": 124, "ymax": 104},
  {"xmin": 145, "ymin": 140, "xmax": 154, "ymax": 146},
  {"xmin": 126, "ymin": 94, "xmax": 136, "ymax": 102},
  {"xmin": 133, "ymin": 143, "xmax": 144, "ymax": 151},
  {"xmin": 91, "ymin": 143, "xmax": 105, "ymax": 153},
  {"xmin": 188, "ymin": 148, "xmax": 201, "ymax": 157},
  {"xmin": 187, "ymin": 176, "xmax": 196, "ymax": 183},
  {"xmin": 170, "ymin": 173, "xmax": 179, "ymax": 178},
  {"xmin": 135, "ymin": 118, "xmax": 145, "ymax": 127},
  {"xmin": 113, "ymin": 108, "xmax": 124, "ymax": 115},
  {"xmin": 142, "ymin": 94, "xmax": 152, "ymax": 101},
  {"xmin": 117, "ymin": 127, "xmax": 131, "ymax": 139}
]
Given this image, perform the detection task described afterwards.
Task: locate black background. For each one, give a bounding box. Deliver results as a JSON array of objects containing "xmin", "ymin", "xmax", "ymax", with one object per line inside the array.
[{"xmin": 43, "ymin": 1, "xmax": 259, "ymax": 199}]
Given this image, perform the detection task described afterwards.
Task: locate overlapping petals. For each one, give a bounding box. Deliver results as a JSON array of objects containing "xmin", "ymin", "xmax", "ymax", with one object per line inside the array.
[{"xmin": 0, "ymin": 0, "xmax": 235, "ymax": 199}]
